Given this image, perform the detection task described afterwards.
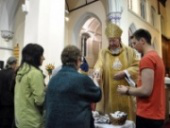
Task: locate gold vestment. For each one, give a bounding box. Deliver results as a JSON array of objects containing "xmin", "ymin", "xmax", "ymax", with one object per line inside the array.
[{"xmin": 94, "ymin": 44, "xmax": 139, "ymax": 121}]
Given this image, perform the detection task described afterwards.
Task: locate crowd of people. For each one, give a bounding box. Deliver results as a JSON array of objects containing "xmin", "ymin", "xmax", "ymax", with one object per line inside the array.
[{"xmin": 0, "ymin": 22, "xmax": 166, "ymax": 128}]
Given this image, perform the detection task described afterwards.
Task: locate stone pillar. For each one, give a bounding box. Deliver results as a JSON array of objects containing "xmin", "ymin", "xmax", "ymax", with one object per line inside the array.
[
  {"xmin": 81, "ymin": 33, "xmax": 90, "ymax": 57},
  {"xmin": 107, "ymin": 0, "xmax": 123, "ymax": 25},
  {"xmin": 23, "ymin": 0, "xmax": 40, "ymax": 45},
  {"xmin": 0, "ymin": 0, "xmax": 14, "ymax": 42},
  {"xmin": 23, "ymin": 0, "xmax": 65, "ymax": 82},
  {"xmin": 23, "ymin": 0, "xmax": 65, "ymax": 68}
]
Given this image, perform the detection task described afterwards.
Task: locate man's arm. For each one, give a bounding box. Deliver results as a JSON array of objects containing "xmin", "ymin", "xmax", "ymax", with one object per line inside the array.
[{"xmin": 117, "ymin": 68, "xmax": 154, "ymax": 97}]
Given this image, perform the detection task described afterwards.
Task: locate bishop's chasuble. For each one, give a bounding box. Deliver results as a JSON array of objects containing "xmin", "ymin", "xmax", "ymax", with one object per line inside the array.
[{"xmin": 94, "ymin": 44, "xmax": 139, "ymax": 121}]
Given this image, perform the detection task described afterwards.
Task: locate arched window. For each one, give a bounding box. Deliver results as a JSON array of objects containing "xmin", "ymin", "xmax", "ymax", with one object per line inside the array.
[
  {"xmin": 151, "ymin": 6, "xmax": 156, "ymax": 26},
  {"xmin": 140, "ymin": 0, "xmax": 146, "ymax": 19},
  {"xmin": 128, "ymin": 23, "xmax": 136, "ymax": 47},
  {"xmin": 78, "ymin": 16, "xmax": 102, "ymax": 68}
]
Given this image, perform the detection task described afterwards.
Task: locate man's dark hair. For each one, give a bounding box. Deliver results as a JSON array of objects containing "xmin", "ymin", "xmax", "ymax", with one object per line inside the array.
[
  {"xmin": 61, "ymin": 45, "xmax": 81, "ymax": 68},
  {"xmin": 132, "ymin": 29, "xmax": 152, "ymax": 45}
]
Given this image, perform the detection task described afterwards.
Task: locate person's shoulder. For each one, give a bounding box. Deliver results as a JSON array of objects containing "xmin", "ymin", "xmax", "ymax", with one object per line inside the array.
[
  {"xmin": 76, "ymin": 71, "xmax": 86, "ymax": 77},
  {"xmin": 0, "ymin": 68, "xmax": 5, "ymax": 73},
  {"xmin": 99, "ymin": 48, "xmax": 107, "ymax": 52},
  {"xmin": 144, "ymin": 51, "xmax": 157, "ymax": 57},
  {"xmin": 0, "ymin": 69, "xmax": 5, "ymax": 77},
  {"xmin": 144, "ymin": 51, "xmax": 161, "ymax": 61},
  {"xmin": 141, "ymin": 53, "xmax": 153, "ymax": 63},
  {"xmin": 52, "ymin": 66, "xmax": 62, "ymax": 76},
  {"xmin": 99, "ymin": 48, "xmax": 109, "ymax": 55},
  {"xmin": 29, "ymin": 67, "xmax": 42, "ymax": 76},
  {"xmin": 123, "ymin": 44, "xmax": 134, "ymax": 51},
  {"xmin": 0, "ymin": 68, "xmax": 13, "ymax": 75},
  {"xmin": 77, "ymin": 72, "xmax": 91, "ymax": 80}
]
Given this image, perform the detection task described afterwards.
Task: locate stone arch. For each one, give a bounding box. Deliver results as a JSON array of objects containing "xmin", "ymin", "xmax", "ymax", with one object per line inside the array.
[
  {"xmin": 72, "ymin": 12, "xmax": 101, "ymax": 47},
  {"xmin": 72, "ymin": 12, "xmax": 102, "ymax": 68}
]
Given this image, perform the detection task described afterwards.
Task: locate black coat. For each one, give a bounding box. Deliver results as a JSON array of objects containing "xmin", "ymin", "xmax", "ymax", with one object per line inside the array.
[
  {"xmin": 0, "ymin": 68, "xmax": 16, "ymax": 128},
  {"xmin": 45, "ymin": 66, "xmax": 101, "ymax": 128}
]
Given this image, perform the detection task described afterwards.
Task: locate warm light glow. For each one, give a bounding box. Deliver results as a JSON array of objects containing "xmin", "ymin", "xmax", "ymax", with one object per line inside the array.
[{"xmin": 65, "ymin": 17, "xmax": 69, "ymax": 22}]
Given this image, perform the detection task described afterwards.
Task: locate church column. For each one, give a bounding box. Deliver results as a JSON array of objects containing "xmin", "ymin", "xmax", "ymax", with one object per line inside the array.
[
  {"xmin": 106, "ymin": 0, "xmax": 123, "ymax": 25},
  {"xmin": 81, "ymin": 33, "xmax": 90, "ymax": 57},
  {"xmin": 23, "ymin": 0, "xmax": 65, "ymax": 68}
]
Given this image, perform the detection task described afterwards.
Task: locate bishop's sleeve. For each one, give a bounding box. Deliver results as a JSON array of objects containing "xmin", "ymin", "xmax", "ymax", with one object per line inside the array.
[
  {"xmin": 94, "ymin": 49, "xmax": 105, "ymax": 73},
  {"xmin": 125, "ymin": 47, "xmax": 140, "ymax": 79}
]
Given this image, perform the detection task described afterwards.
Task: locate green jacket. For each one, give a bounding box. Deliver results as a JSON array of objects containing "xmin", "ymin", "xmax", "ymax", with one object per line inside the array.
[{"xmin": 15, "ymin": 63, "xmax": 45, "ymax": 128}]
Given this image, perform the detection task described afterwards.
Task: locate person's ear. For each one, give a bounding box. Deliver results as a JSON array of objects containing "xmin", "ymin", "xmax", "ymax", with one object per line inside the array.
[{"xmin": 140, "ymin": 38, "xmax": 146, "ymax": 45}]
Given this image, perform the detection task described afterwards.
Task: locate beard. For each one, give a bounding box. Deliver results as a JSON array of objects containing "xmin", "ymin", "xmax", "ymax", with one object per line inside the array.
[{"xmin": 111, "ymin": 47, "xmax": 121, "ymax": 55}]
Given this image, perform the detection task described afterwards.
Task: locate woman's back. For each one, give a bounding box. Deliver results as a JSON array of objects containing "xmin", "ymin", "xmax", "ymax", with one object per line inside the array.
[
  {"xmin": 15, "ymin": 63, "xmax": 45, "ymax": 128},
  {"xmin": 45, "ymin": 66, "xmax": 101, "ymax": 128}
]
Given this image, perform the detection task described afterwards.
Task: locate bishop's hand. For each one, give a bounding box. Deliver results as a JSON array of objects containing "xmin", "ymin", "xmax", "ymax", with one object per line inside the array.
[{"xmin": 113, "ymin": 71, "xmax": 126, "ymax": 80}]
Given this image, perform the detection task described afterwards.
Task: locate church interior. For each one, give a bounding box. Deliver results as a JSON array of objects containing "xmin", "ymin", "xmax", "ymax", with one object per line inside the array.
[{"xmin": 1, "ymin": 0, "xmax": 170, "ymax": 127}]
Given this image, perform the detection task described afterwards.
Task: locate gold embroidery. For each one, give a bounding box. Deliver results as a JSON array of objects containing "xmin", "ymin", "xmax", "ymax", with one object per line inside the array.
[{"xmin": 112, "ymin": 58, "xmax": 122, "ymax": 70}]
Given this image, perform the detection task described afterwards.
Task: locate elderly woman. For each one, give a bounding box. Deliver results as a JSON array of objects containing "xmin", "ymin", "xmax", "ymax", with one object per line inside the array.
[{"xmin": 45, "ymin": 45, "xmax": 101, "ymax": 128}]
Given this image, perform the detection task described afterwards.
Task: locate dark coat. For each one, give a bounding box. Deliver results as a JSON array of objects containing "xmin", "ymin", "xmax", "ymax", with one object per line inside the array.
[
  {"xmin": 45, "ymin": 66, "xmax": 101, "ymax": 128},
  {"xmin": 0, "ymin": 68, "xmax": 15, "ymax": 128}
]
